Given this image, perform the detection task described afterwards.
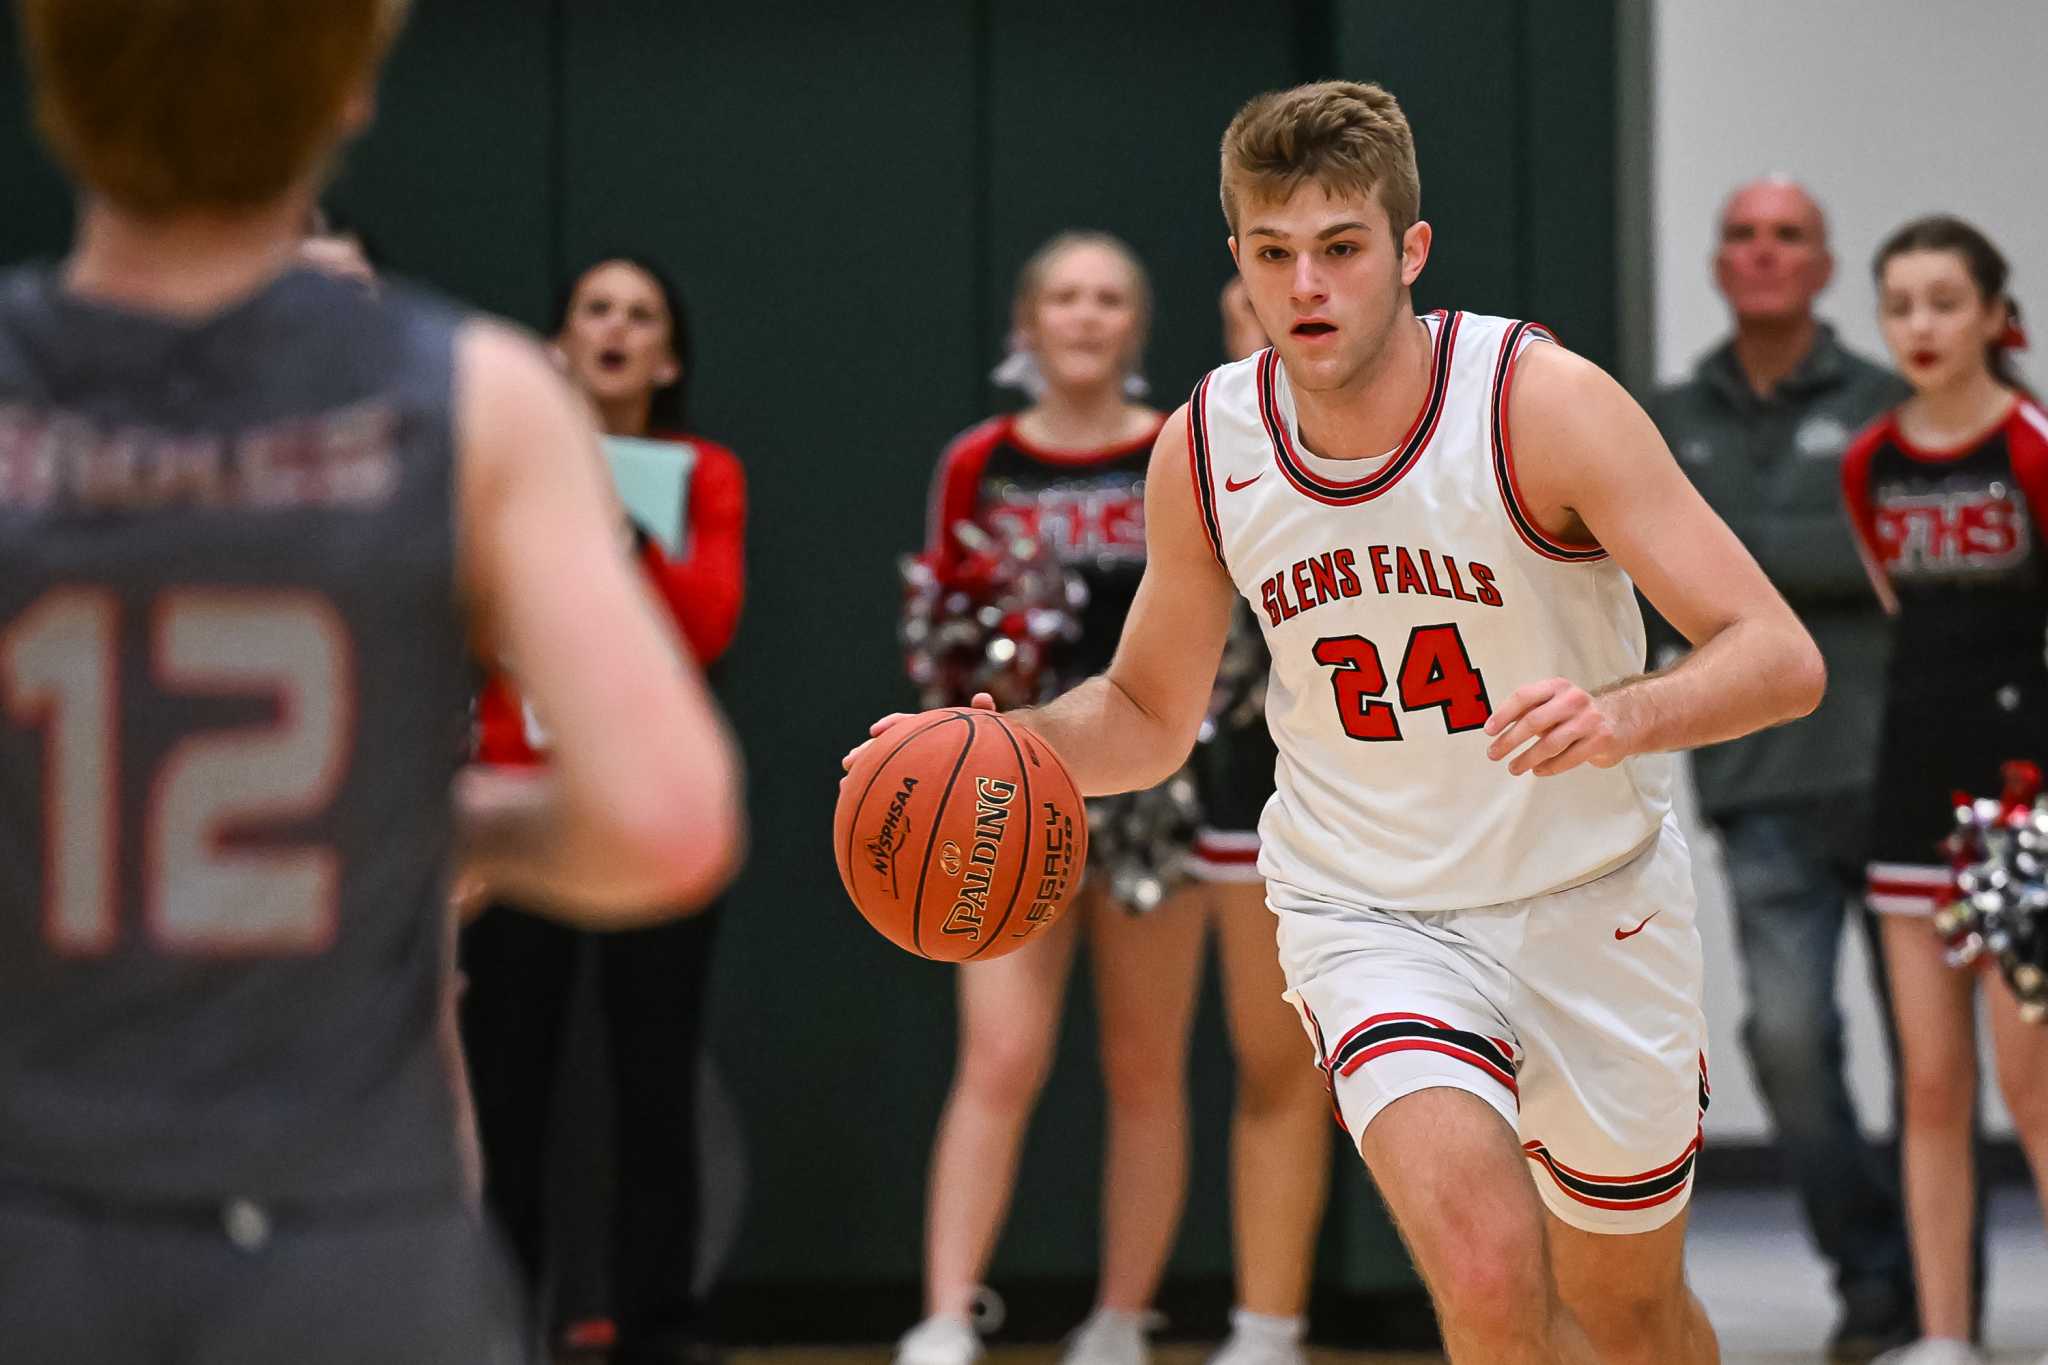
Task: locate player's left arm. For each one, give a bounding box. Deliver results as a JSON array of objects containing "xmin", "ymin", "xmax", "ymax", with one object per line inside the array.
[{"xmin": 1484, "ymin": 343, "xmax": 1826, "ymax": 776}]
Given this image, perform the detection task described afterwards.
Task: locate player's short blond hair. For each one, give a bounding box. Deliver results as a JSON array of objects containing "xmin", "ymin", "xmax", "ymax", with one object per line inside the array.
[
  {"xmin": 1219, "ymin": 81, "xmax": 1421, "ymax": 239},
  {"xmin": 18, "ymin": 0, "xmax": 411, "ymax": 216}
]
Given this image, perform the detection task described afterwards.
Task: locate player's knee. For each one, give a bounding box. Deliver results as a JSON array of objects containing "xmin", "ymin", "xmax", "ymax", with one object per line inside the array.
[
  {"xmin": 1435, "ymin": 1264, "xmax": 1546, "ymax": 1334},
  {"xmin": 1572, "ymin": 1282, "xmax": 1689, "ymax": 1365},
  {"xmin": 1425, "ymin": 1231, "xmax": 1552, "ymax": 1345}
]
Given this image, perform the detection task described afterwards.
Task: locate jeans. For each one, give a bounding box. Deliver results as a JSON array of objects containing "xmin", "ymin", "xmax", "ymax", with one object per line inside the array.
[{"xmin": 1716, "ymin": 799, "xmax": 1913, "ymax": 1295}]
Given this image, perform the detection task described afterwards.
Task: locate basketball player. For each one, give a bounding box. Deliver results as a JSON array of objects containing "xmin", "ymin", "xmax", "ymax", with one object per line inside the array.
[
  {"xmin": 0, "ymin": 3, "xmax": 742, "ymax": 1362},
  {"xmin": 299, "ymin": 206, "xmax": 380, "ymax": 290},
  {"xmin": 852, "ymin": 81, "xmax": 1824, "ymax": 1364}
]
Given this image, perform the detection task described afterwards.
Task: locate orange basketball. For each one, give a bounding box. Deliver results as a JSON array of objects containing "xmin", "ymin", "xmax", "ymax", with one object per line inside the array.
[{"xmin": 834, "ymin": 708, "xmax": 1088, "ymax": 962}]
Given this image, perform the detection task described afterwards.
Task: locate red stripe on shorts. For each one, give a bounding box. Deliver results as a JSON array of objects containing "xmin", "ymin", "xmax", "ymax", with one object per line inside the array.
[{"xmin": 1340, "ymin": 1037, "xmax": 1520, "ymax": 1095}]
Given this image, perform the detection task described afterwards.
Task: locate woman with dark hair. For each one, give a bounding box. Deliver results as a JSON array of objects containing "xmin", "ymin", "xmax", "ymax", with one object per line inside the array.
[
  {"xmin": 552, "ymin": 256, "xmax": 695, "ymax": 430},
  {"xmin": 462, "ymin": 255, "xmax": 745, "ymax": 1365},
  {"xmin": 1841, "ymin": 216, "xmax": 2048, "ymax": 1365}
]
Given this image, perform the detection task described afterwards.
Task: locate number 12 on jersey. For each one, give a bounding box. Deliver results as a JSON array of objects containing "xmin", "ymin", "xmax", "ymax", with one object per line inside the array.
[
  {"xmin": 2, "ymin": 588, "xmax": 352, "ymax": 957},
  {"xmin": 1312, "ymin": 624, "xmax": 1490, "ymax": 741}
]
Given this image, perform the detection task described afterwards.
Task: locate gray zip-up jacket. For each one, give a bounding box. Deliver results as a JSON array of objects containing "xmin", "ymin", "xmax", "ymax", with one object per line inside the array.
[{"xmin": 1645, "ymin": 325, "xmax": 1908, "ymax": 818}]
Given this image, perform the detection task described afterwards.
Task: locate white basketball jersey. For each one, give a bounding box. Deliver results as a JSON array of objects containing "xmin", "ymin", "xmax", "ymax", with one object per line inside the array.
[{"xmin": 1189, "ymin": 310, "xmax": 1670, "ymax": 913}]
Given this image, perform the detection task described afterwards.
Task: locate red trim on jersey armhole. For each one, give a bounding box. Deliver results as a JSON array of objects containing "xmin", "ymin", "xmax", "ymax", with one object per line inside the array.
[
  {"xmin": 924, "ymin": 417, "xmax": 1008, "ymax": 579},
  {"xmin": 2008, "ymin": 401, "xmax": 2048, "ymax": 541},
  {"xmin": 1489, "ymin": 322, "xmax": 1607, "ymax": 563},
  {"xmin": 1839, "ymin": 412, "xmax": 1895, "ymax": 587},
  {"xmin": 1186, "ymin": 374, "xmax": 1227, "ymax": 569}
]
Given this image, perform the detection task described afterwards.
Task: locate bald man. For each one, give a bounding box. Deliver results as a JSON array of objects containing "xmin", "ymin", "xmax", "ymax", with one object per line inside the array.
[{"xmin": 1647, "ymin": 180, "xmax": 1913, "ymax": 1362}]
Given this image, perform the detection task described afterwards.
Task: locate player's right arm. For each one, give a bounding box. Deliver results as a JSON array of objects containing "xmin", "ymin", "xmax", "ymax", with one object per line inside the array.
[
  {"xmin": 453, "ymin": 321, "xmax": 745, "ymax": 925},
  {"xmin": 844, "ymin": 409, "xmax": 1236, "ymax": 796}
]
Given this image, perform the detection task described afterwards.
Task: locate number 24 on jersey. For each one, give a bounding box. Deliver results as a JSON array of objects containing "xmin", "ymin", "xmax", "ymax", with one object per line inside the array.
[{"xmin": 1313, "ymin": 623, "xmax": 1490, "ymax": 741}]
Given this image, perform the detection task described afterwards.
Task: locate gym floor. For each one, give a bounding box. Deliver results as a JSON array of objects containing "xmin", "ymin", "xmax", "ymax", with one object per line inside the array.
[{"xmin": 678, "ymin": 1187, "xmax": 2048, "ymax": 1365}]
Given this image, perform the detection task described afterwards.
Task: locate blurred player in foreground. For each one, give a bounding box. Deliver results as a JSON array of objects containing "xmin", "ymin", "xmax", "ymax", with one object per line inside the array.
[{"xmin": 0, "ymin": 2, "xmax": 741, "ymax": 1361}]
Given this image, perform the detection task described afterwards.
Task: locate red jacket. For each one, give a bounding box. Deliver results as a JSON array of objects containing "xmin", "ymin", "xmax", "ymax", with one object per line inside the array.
[{"xmin": 475, "ymin": 435, "xmax": 745, "ymax": 766}]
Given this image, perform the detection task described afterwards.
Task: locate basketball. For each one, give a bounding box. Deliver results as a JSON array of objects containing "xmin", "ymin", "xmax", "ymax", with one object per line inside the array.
[{"xmin": 835, "ymin": 707, "xmax": 1088, "ymax": 962}]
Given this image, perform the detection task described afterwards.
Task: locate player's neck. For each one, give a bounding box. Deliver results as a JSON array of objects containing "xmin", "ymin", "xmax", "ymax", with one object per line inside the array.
[
  {"xmin": 1729, "ymin": 313, "xmax": 1820, "ymax": 397},
  {"xmin": 594, "ymin": 394, "xmax": 654, "ymax": 439},
  {"xmin": 1018, "ymin": 383, "xmax": 1149, "ymax": 451},
  {"xmin": 65, "ymin": 195, "xmax": 308, "ymax": 320},
  {"xmin": 1288, "ymin": 312, "xmax": 1433, "ymax": 460},
  {"xmin": 1902, "ymin": 368, "xmax": 2013, "ymax": 445}
]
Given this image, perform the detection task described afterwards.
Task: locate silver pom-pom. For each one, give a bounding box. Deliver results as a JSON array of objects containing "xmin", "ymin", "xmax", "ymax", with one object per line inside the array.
[
  {"xmin": 1939, "ymin": 762, "xmax": 2048, "ymax": 1022},
  {"xmin": 898, "ymin": 520, "xmax": 1086, "ymax": 710},
  {"xmin": 1087, "ymin": 767, "xmax": 1203, "ymax": 916}
]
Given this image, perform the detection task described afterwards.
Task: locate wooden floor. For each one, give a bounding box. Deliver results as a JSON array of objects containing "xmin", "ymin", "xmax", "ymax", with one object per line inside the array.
[
  {"xmin": 713, "ymin": 1346, "xmax": 2048, "ymax": 1365},
  {"xmin": 563, "ymin": 1189, "xmax": 2048, "ymax": 1365},
  {"xmin": 723, "ymin": 1350, "xmax": 1444, "ymax": 1365},
  {"xmin": 709, "ymin": 1342, "xmax": 2048, "ymax": 1365}
]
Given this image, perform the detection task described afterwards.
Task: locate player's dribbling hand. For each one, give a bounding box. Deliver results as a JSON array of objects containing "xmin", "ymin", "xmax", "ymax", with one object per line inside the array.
[
  {"xmin": 1483, "ymin": 678, "xmax": 1627, "ymax": 776},
  {"xmin": 840, "ymin": 692, "xmax": 998, "ymax": 781}
]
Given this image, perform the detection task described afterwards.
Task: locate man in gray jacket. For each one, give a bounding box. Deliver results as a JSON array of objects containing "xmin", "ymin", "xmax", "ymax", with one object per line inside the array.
[{"xmin": 1648, "ymin": 178, "xmax": 1913, "ymax": 1363}]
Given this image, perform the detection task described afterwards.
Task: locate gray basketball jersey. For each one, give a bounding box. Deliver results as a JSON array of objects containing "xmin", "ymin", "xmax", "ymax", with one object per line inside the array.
[{"xmin": 0, "ymin": 266, "xmax": 475, "ymax": 1207}]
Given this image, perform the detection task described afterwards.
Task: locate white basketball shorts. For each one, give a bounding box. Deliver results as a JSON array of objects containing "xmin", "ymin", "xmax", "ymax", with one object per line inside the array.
[{"xmin": 1273, "ymin": 813, "xmax": 1709, "ymax": 1235}]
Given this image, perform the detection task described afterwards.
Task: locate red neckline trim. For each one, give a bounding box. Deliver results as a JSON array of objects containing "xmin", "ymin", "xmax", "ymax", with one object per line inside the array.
[
  {"xmin": 1265, "ymin": 310, "xmax": 1457, "ymax": 506},
  {"xmin": 999, "ymin": 412, "xmax": 1165, "ymax": 465},
  {"xmin": 1886, "ymin": 398, "xmax": 2020, "ymax": 463}
]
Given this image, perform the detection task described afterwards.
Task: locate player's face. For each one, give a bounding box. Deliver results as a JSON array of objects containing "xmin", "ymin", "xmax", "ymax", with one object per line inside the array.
[
  {"xmin": 557, "ymin": 262, "xmax": 680, "ymax": 413},
  {"xmin": 1022, "ymin": 244, "xmax": 1145, "ymax": 397},
  {"xmin": 1879, "ymin": 249, "xmax": 2006, "ymax": 394},
  {"xmin": 1219, "ymin": 277, "xmax": 1269, "ymax": 362},
  {"xmin": 1229, "ymin": 183, "xmax": 1428, "ymax": 394},
  {"xmin": 1714, "ymin": 182, "xmax": 1831, "ymax": 325}
]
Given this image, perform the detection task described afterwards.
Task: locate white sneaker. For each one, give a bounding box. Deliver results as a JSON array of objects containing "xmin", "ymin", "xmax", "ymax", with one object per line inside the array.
[
  {"xmin": 1058, "ymin": 1309, "xmax": 1156, "ymax": 1365},
  {"xmin": 1206, "ymin": 1325, "xmax": 1307, "ymax": 1365},
  {"xmin": 1871, "ymin": 1341, "xmax": 1982, "ymax": 1365},
  {"xmin": 896, "ymin": 1314, "xmax": 983, "ymax": 1365}
]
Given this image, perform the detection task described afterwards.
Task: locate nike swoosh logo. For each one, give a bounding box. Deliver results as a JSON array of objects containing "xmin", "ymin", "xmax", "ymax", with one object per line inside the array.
[
  {"xmin": 1224, "ymin": 472, "xmax": 1264, "ymax": 492},
  {"xmin": 1614, "ymin": 911, "xmax": 1661, "ymax": 941}
]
